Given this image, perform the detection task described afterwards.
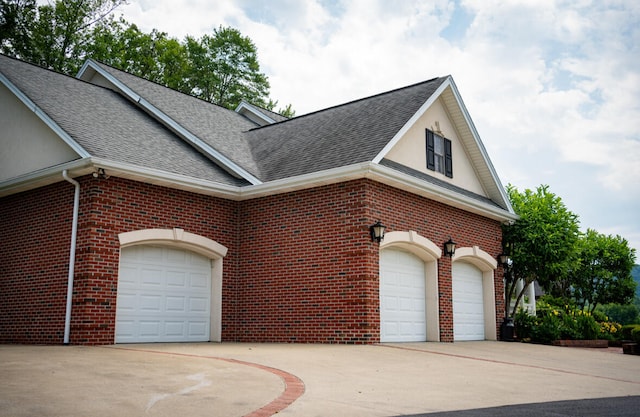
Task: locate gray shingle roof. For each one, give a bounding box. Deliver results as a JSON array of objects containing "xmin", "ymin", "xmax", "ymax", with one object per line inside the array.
[
  {"xmin": 0, "ymin": 55, "xmax": 248, "ymax": 186},
  {"xmin": 380, "ymin": 158, "xmax": 505, "ymax": 210},
  {"xmin": 245, "ymin": 77, "xmax": 448, "ymax": 181},
  {"xmin": 91, "ymin": 62, "xmax": 263, "ymax": 178}
]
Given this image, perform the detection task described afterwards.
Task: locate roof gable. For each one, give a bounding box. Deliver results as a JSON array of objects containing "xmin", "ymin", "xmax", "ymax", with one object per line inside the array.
[
  {"xmin": 0, "ymin": 54, "xmax": 248, "ymax": 188},
  {"xmin": 0, "ymin": 81, "xmax": 81, "ymax": 181},
  {"xmin": 246, "ymin": 77, "xmax": 448, "ymax": 181},
  {"xmin": 77, "ymin": 60, "xmax": 263, "ymax": 184},
  {"xmin": 374, "ymin": 76, "xmax": 513, "ymax": 212}
]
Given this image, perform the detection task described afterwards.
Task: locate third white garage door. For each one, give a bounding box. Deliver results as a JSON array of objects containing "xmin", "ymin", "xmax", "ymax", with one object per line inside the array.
[
  {"xmin": 115, "ymin": 245, "xmax": 212, "ymax": 343},
  {"xmin": 380, "ymin": 248, "xmax": 426, "ymax": 342},
  {"xmin": 452, "ymin": 261, "xmax": 485, "ymax": 341}
]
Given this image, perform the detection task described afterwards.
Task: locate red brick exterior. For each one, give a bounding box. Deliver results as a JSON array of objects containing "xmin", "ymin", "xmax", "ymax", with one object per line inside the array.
[{"xmin": 0, "ymin": 176, "xmax": 505, "ymax": 345}]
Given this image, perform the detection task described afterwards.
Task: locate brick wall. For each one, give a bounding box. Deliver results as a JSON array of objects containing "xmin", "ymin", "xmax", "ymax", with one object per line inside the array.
[
  {"xmin": 233, "ymin": 179, "xmax": 504, "ymax": 343},
  {"xmin": 1, "ymin": 176, "xmax": 239, "ymax": 344},
  {"xmin": 1, "ymin": 175, "xmax": 504, "ymax": 344},
  {"xmin": 0, "ymin": 182, "xmax": 74, "ymax": 344},
  {"xmin": 235, "ymin": 180, "xmax": 380, "ymax": 343}
]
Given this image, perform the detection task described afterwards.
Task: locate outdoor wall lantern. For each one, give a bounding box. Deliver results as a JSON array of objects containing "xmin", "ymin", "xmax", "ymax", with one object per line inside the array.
[
  {"xmin": 498, "ymin": 253, "xmax": 511, "ymax": 267},
  {"xmin": 443, "ymin": 237, "xmax": 456, "ymax": 257},
  {"xmin": 369, "ymin": 220, "xmax": 386, "ymax": 243}
]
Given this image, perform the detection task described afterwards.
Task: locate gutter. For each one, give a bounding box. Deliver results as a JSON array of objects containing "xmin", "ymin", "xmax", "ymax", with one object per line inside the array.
[{"xmin": 62, "ymin": 170, "xmax": 80, "ymax": 345}]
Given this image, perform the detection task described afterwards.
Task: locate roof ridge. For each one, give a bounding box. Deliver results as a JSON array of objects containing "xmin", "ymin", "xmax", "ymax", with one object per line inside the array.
[
  {"xmin": 248, "ymin": 76, "xmax": 448, "ymax": 131},
  {"xmin": 85, "ymin": 58, "xmax": 239, "ymax": 113}
]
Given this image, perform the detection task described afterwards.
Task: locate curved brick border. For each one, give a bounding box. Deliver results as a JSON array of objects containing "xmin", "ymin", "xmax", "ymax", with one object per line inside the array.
[{"xmin": 104, "ymin": 346, "xmax": 305, "ymax": 416}]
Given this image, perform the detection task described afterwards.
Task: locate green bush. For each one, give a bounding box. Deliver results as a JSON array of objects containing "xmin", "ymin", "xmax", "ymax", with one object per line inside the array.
[
  {"xmin": 514, "ymin": 308, "xmax": 535, "ymax": 341},
  {"xmin": 575, "ymin": 311, "xmax": 600, "ymax": 340},
  {"xmin": 598, "ymin": 304, "xmax": 640, "ymax": 325},
  {"xmin": 533, "ymin": 313, "xmax": 561, "ymax": 344},
  {"xmin": 515, "ymin": 296, "xmax": 623, "ymax": 344},
  {"xmin": 622, "ymin": 324, "xmax": 640, "ymax": 342}
]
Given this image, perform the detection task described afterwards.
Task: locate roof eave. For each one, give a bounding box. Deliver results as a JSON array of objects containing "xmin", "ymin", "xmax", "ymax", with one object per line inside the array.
[{"xmin": 239, "ymin": 162, "xmax": 518, "ymax": 223}]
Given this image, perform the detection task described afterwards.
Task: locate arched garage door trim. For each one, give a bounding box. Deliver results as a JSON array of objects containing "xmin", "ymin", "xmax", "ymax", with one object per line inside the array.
[
  {"xmin": 452, "ymin": 246, "xmax": 497, "ymax": 340},
  {"xmin": 117, "ymin": 228, "xmax": 227, "ymax": 342},
  {"xmin": 380, "ymin": 231, "xmax": 441, "ymax": 342}
]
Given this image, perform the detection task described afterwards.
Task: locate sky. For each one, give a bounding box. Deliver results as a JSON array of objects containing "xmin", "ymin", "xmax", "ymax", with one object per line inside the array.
[{"xmin": 114, "ymin": 0, "xmax": 640, "ymax": 256}]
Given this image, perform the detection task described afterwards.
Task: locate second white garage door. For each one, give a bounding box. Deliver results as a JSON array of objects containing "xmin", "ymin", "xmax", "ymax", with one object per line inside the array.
[
  {"xmin": 380, "ymin": 248, "xmax": 426, "ymax": 342},
  {"xmin": 452, "ymin": 261, "xmax": 485, "ymax": 341},
  {"xmin": 115, "ymin": 245, "xmax": 212, "ymax": 343}
]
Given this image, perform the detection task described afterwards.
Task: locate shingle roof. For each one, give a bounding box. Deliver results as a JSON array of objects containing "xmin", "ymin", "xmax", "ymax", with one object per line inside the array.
[
  {"xmin": 245, "ymin": 77, "xmax": 448, "ymax": 181},
  {"xmin": 0, "ymin": 55, "xmax": 248, "ymax": 186},
  {"xmin": 380, "ymin": 158, "xmax": 505, "ymax": 210},
  {"xmin": 90, "ymin": 62, "xmax": 263, "ymax": 178}
]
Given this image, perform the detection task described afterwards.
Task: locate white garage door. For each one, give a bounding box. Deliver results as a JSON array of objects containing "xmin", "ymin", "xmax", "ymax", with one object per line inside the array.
[
  {"xmin": 380, "ymin": 248, "xmax": 426, "ymax": 342},
  {"xmin": 116, "ymin": 245, "xmax": 212, "ymax": 343},
  {"xmin": 452, "ymin": 262, "xmax": 484, "ymax": 341}
]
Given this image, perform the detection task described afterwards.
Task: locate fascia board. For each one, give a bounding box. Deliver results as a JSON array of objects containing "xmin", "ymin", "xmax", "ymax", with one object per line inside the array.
[
  {"xmin": 235, "ymin": 101, "xmax": 276, "ymax": 124},
  {"xmin": 446, "ymin": 78, "xmax": 515, "ymax": 214},
  {"xmin": 238, "ymin": 162, "xmax": 373, "ymax": 199},
  {"xmin": 0, "ymin": 158, "xmax": 93, "ymax": 197},
  {"xmin": 89, "ymin": 157, "xmax": 241, "ymax": 199},
  {"xmin": 238, "ymin": 162, "xmax": 519, "ymax": 223},
  {"xmin": 79, "ymin": 61, "xmax": 262, "ymax": 186},
  {"xmin": 372, "ymin": 78, "xmax": 450, "ymax": 164},
  {"xmin": 0, "ymin": 73, "xmax": 90, "ymax": 158}
]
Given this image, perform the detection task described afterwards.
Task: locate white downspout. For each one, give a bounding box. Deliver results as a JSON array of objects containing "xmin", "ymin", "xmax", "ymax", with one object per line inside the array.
[{"xmin": 62, "ymin": 170, "xmax": 80, "ymax": 345}]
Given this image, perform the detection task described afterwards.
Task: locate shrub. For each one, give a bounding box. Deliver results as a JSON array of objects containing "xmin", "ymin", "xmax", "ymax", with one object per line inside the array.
[
  {"xmin": 516, "ymin": 297, "xmax": 623, "ymax": 344},
  {"xmin": 533, "ymin": 313, "xmax": 561, "ymax": 344},
  {"xmin": 599, "ymin": 321, "xmax": 622, "ymax": 341},
  {"xmin": 575, "ymin": 311, "xmax": 600, "ymax": 340},
  {"xmin": 514, "ymin": 308, "xmax": 535, "ymax": 341},
  {"xmin": 598, "ymin": 304, "xmax": 640, "ymax": 325},
  {"xmin": 621, "ymin": 324, "xmax": 640, "ymax": 341}
]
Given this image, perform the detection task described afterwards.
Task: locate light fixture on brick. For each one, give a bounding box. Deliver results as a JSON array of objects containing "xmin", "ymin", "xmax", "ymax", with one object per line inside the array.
[
  {"xmin": 369, "ymin": 220, "xmax": 386, "ymax": 243},
  {"xmin": 443, "ymin": 237, "xmax": 456, "ymax": 257}
]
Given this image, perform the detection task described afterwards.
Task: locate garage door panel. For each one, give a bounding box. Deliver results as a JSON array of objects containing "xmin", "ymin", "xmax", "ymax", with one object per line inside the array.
[
  {"xmin": 190, "ymin": 273, "xmax": 208, "ymax": 288},
  {"xmin": 380, "ymin": 249, "xmax": 426, "ymax": 342},
  {"xmin": 116, "ymin": 245, "xmax": 212, "ymax": 343},
  {"xmin": 140, "ymin": 246, "xmax": 163, "ymax": 261},
  {"xmin": 189, "ymin": 297, "xmax": 209, "ymax": 312},
  {"xmin": 165, "ymin": 296, "xmax": 186, "ymax": 312},
  {"xmin": 453, "ymin": 262, "xmax": 485, "ymax": 341},
  {"xmin": 141, "ymin": 269, "xmax": 163, "ymax": 286},
  {"xmin": 166, "ymin": 271, "xmax": 187, "ymax": 287}
]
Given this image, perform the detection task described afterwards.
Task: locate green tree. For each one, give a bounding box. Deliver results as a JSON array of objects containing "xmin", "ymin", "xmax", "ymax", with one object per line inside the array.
[
  {"xmin": 569, "ymin": 230, "xmax": 636, "ymax": 313},
  {"xmin": 185, "ymin": 26, "xmax": 270, "ymax": 109},
  {"xmin": 0, "ymin": 0, "xmax": 36, "ymax": 57},
  {"xmin": 87, "ymin": 17, "xmax": 190, "ymax": 92},
  {"xmin": 502, "ymin": 184, "xmax": 581, "ymax": 318},
  {"xmin": 0, "ymin": 0, "xmax": 125, "ymax": 73}
]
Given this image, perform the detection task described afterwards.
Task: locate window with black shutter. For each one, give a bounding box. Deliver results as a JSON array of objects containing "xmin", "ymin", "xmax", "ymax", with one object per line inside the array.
[{"xmin": 426, "ymin": 129, "xmax": 453, "ymax": 178}]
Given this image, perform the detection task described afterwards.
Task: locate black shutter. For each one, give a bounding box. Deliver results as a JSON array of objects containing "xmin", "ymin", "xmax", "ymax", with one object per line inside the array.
[
  {"xmin": 444, "ymin": 138, "xmax": 453, "ymax": 178},
  {"xmin": 426, "ymin": 129, "xmax": 435, "ymax": 171}
]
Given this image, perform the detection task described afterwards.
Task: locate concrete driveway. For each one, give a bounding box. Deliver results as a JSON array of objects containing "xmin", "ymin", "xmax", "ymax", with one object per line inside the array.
[{"xmin": 1, "ymin": 342, "xmax": 639, "ymax": 416}]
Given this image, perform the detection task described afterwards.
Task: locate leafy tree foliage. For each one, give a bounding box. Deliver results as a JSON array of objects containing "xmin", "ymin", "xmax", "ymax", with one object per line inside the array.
[
  {"xmin": 0, "ymin": 0, "xmax": 125, "ymax": 73},
  {"xmin": 87, "ymin": 17, "xmax": 190, "ymax": 92},
  {"xmin": 185, "ymin": 26, "xmax": 270, "ymax": 109},
  {"xmin": 567, "ymin": 229, "xmax": 636, "ymax": 313},
  {"xmin": 502, "ymin": 184, "xmax": 581, "ymax": 318},
  {"xmin": 1, "ymin": 1, "xmax": 292, "ymax": 113}
]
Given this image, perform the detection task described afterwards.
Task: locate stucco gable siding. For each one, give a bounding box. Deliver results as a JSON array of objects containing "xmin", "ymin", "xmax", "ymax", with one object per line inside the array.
[
  {"xmin": 384, "ymin": 97, "xmax": 487, "ymax": 196},
  {"xmin": 0, "ymin": 83, "xmax": 80, "ymax": 181}
]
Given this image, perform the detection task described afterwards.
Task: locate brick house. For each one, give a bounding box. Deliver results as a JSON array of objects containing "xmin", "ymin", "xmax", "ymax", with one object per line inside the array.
[{"xmin": 0, "ymin": 54, "xmax": 517, "ymax": 345}]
